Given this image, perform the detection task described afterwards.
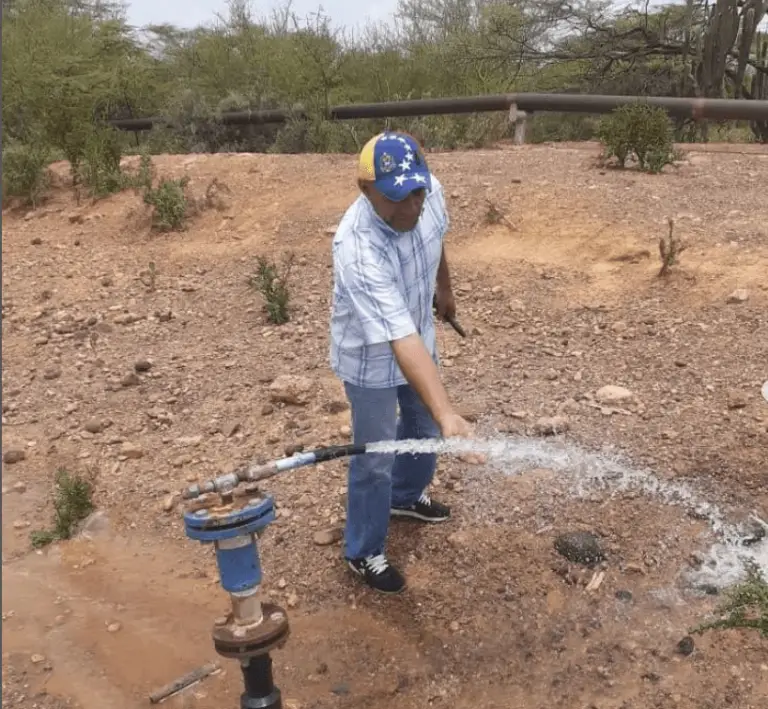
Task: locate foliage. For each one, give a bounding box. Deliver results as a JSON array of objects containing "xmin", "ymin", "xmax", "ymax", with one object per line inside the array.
[
  {"xmin": 2, "ymin": 0, "xmax": 766, "ymax": 176},
  {"xmin": 2, "ymin": 140, "xmax": 51, "ymax": 206},
  {"xmin": 30, "ymin": 468, "xmax": 95, "ymax": 549},
  {"xmin": 250, "ymin": 254, "xmax": 294, "ymax": 325},
  {"xmin": 691, "ymin": 562, "xmax": 768, "ymax": 638},
  {"xmin": 143, "ymin": 175, "xmax": 190, "ymax": 232},
  {"xmin": 598, "ymin": 104, "xmax": 679, "ymax": 172}
]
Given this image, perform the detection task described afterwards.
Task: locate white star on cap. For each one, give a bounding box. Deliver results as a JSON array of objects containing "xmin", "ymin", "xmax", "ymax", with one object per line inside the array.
[
  {"xmin": 411, "ymin": 173, "xmax": 427, "ymax": 183},
  {"xmin": 398, "ymin": 159, "xmax": 411, "ymax": 171},
  {"xmin": 394, "ymin": 174, "xmax": 407, "ymax": 186}
]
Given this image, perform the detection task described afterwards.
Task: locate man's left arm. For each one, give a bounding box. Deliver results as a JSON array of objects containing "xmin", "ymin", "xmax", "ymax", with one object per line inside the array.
[{"xmin": 434, "ymin": 181, "xmax": 456, "ymax": 320}]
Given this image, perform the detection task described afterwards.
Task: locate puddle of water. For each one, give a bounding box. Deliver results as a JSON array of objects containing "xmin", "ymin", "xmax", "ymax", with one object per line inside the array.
[{"xmin": 366, "ymin": 435, "xmax": 767, "ymax": 589}]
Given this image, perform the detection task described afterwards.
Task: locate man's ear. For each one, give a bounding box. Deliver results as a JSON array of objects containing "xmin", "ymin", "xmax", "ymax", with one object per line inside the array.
[{"xmin": 358, "ymin": 179, "xmax": 369, "ymax": 195}]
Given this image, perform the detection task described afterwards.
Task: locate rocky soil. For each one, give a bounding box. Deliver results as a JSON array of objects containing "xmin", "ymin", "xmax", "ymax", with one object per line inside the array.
[{"xmin": 2, "ymin": 143, "xmax": 767, "ymax": 709}]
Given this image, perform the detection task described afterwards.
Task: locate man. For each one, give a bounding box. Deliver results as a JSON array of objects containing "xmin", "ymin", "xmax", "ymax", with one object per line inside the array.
[{"xmin": 329, "ymin": 131, "xmax": 478, "ymax": 594}]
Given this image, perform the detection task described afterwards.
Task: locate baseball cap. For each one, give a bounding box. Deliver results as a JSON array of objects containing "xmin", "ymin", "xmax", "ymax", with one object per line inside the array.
[{"xmin": 357, "ymin": 132, "xmax": 432, "ymax": 202}]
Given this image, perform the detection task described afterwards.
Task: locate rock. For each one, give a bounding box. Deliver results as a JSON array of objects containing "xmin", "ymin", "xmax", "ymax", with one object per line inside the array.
[
  {"xmin": 3, "ymin": 449, "xmax": 26, "ymax": 464},
  {"xmin": 554, "ymin": 531, "xmax": 605, "ymax": 566},
  {"xmin": 261, "ymin": 404, "xmax": 275, "ymax": 416},
  {"xmin": 313, "ymin": 528, "xmax": 342, "ymax": 546},
  {"xmin": 726, "ymin": 390, "xmax": 747, "ymax": 410},
  {"xmin": 447, "ymin": 531, "xmax": 470, "ymax": 549},
  {"xmin": 171, "ymin": 454, "xmax": 192, "ymax": 468},
  {"xmin": 77, "ymin": 510, "xmax": 110, "ymax": 539},
  {"xmin": 177, "ymin": 435, "xmax": 203, "ymax": 447},
  {"xmin": 676, "ymin": 636, "xmax": 695, "ymax": 656},
  {"xmin": 534, "ymin": 416, "xmax": 570, "ymax": 436},
  {"xmin": 269, "ymin": 375, "xmax": 314, "ymax": 406},
  {"xmin": 286, "ymin": 592, "xmax": 299, "ymax": 608},
  {"xmin": 106, "ymin": 622, "xmax": 122, "ymax": 633},
  {"xmin": 596, "ymin": 385, "xmax": 635, "ymax": 405},
  {"xmin": 134, "ymin": 359, "xmax": 153, "ymax": 373},
  {"xmin": 339, "ymin": 425, "xmax": 351, "ymax": 438},
  {"xmin": 120, "ymin": 372, "xmax": 141, "ymax": 387},
  {"xmin": 615, "ymin": 589, "xmax": 633, "ymax": 602},
  {"xmin": 284, "ymin": 443, "xmax": 304, "ymax": 456},
  {"xmin": 84, "ymin": 418, "xmax": 106, "ymax": 434},
  {"xmin": 221, "ymin": 421, "xmax": 241, "ymax": 438},
  {"xmin": 43, "ymin": 366, "xmax": 62, "ymax": 380},
  {"xmin": 31, "ymin": 654, "xmax": 46, "ymax": 664},
  {"xmin": 162, "ymin": 493, "xmax": 181, "ymax": 512},
  {"xmin": 726, "ymin": 288, "xmax": 749, "ymax": 304},
  {"xmin": 12, "ymin": 481, "xmax": 27, "ymax": 493},
  {"xmin": 324, "ymin": 400, "xmax": 349, "ymax": 414},
  {"xmin": 120, "ymin": 442, "xmax": 144, "ymax": 459}
]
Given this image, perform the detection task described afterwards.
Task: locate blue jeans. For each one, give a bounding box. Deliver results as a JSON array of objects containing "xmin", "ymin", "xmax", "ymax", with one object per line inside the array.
[{"xmin": 342, "ymin": 381, "xmax": 440, "ymax": 560}]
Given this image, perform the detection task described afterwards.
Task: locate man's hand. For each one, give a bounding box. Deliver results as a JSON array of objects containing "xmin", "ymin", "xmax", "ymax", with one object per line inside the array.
[
  {"xmin": 434, "ymin": 284, "xmax": 456, "ymax": 321},
  {"xmin": 437, "ymin": 412, "xmax": 486, "ymax": 465}
]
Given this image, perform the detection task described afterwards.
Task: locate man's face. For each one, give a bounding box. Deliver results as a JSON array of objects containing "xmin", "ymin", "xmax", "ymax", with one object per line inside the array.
[{"xmin": 362, "ymin": 183, "xmax": 426, "ymax": 232}]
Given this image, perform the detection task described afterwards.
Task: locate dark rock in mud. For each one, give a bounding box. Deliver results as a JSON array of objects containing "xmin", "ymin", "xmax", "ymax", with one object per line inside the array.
[
  {"xmin": 615, "ymin": 589, "xmax": 633, "ymax": 602},
  {"xmin": 676, "ymin": 636, "xmax": 695, "ymax": 656},
  {"xmin": 553, "ymin": 531, "xmax": 605, "ymax": 566}
]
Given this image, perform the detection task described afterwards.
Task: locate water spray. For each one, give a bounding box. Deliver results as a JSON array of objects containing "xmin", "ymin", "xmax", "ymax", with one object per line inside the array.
[{"xmin": 179, "ymin": 432, "xmax": 766, "ymax": 706}]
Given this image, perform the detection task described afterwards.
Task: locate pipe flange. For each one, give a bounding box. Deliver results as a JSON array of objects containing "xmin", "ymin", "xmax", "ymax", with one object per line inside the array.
[{"xmin": 212, "ymin": 603, "xmax": 290, "ymax": 659}]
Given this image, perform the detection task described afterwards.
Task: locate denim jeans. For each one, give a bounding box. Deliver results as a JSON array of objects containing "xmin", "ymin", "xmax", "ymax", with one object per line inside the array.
[{"xmin": 342, "ymin": 381, "xmax": 440, "ymax": 560}]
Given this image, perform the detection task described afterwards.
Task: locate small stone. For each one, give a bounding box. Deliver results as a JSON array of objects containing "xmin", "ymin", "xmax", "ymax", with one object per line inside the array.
[
  {"xmin": 134, "ymin": 359, "xmax": 153, "ymax": 373},
  {"xmin": 162, "ymin": 493, "xmax": 181, "ymax": 512},
  {"xmin": 324, "ymin": 400, "xmax": 349, "ymax": 414},
  {"xmin": 31, "ymin": 654, "xmax": 46, "ymax": 664},
  {"xmin": 726, "ymin": 390, "xmax": 747, "ymax": 410},
  {"xmin": 615, "ymin": 589, "xmax": 633, "ymax": 602},
  {"xmin": 277, "ymin": 578, "xmax": 288, "ymax": 589},
  {"xmin": 534, "ymin": 416, "xmax": 570, "ymax": 436},
  {"xmin": 339, "ymin": 425, "xmax": 351, "ymax": 438},
  {"xmin": 676, "ymin": 636, "xmax": 695, "ymax": 656},
  {"xmin": 313, "ymin": 528, "xmax": 342, "ymax": 546},
  {"xmin": 120, "ymin": 442, "xmax": 144, "ymax": 459},
  {"xmin": 554, "ymin": 531, "xmax": 605, "ymax": 566},
  {"xmin": 269, "ymin": 375, "xmax": 314, "ymax": 406},
  {"xmin": 3, "ymin": 449, "xmax": 26, "ymax": 464},
  {"xmin": 726, "ymin": 288, "xmax": 748, "ymax": 304},
  {"xmin": 284, "ymin": 443, "xmax": 304, "ymax": 456},
  {"xmin": 13, "ymin": 520, "xmax": 30, "ymax": 529},
  {"xmin": 221, "ymin": 421, "xmax": 241, "ymax": 438},
  {"xmin": 287, "ymin": 592, "xmax": 299, "ymax": 608},
  {"xmin": 84, "ymin": 418, "xmax": 106, "ymax": 434},
  {"xmin": 31, "ymin": 236, "xmax": 43, "ymax": 245},
  {"xmin": 120, "ymin": 372, "xmax": 141, "ymax": 387},
  {"xmin": 12, "ymin": 481, "xmax": 27, "ymax": 493},
  {"xmin": 449, "ymin": 621, "xmax": 460, "ymax": 632},
  {"xmin": 596, "ymin": 385, "xmax": 635, "ymax": 405},
  {"xmin": 101, "ymin": 276, "xmax": 114, "ymax": 287},
  {"xmin": 43, "ymin": 366, "xmax": 62, "ymax": 380},
  {"xmin": 107, "ymin": 622, "xmax": 122, "ymax": 633},
  {"xmin": 261, "ymin": 404, "xmax": 275, "ymax": 416}
]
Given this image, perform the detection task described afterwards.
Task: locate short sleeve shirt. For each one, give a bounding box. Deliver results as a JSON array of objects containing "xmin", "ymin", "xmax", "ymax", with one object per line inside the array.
[{"xmin": 329, "ymin": 176, "xmax": 449, "ymax": 389}]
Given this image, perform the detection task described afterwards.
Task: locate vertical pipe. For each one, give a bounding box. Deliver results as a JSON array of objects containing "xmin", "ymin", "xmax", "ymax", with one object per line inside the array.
[{"xmin": 240, "ymin": 655, "xmax": 282, "ymax": 709}]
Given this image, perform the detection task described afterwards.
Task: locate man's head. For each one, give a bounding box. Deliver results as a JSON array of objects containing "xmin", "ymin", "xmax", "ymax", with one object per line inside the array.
[{"xmin": 357, "ymin": 132, "xmax": 432, "ymax": 232}]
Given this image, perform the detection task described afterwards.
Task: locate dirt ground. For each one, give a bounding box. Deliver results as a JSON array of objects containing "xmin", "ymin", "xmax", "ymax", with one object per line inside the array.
[{"xmin": 2, "ymin": 141, "xmax": 767, "ymax": 709}]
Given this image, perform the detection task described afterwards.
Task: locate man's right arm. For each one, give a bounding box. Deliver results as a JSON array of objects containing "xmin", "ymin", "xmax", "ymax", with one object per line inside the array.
[{"xmin": 341, "ymin": 250, "xmax": 470, "ymax": 437}]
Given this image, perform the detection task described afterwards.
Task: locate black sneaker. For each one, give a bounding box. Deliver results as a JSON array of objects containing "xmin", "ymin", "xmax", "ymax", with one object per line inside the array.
[
  {"xmin": 391, "ymin": 492, "xmax": 451, "ymax": 523},
  {"xmin": 346, "ymin": 554, "xmax": 406, "ymax": 594}
]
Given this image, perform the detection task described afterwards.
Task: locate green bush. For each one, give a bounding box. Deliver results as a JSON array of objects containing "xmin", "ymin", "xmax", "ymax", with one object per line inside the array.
[
  {"xmin": 2, "ymin": 141, "xmax": 51, "ymax": 206},
  {"xmin": 76, "ymin": 127, "xmax": 125, "ymax": 197},
  {"xmin": 30, "ymin": 468, "xmax": 95, "ymax": 549},
  {"xmin": 143, "ymin": 175, "xmax": 190, "ymax": 231},
  {"xmin": 250, "ymin": 254, "xmax": 294, "ymax": 324},
  {"xmin": 598, "ymin": 104, "xmax": 679, "ymax": 173}
]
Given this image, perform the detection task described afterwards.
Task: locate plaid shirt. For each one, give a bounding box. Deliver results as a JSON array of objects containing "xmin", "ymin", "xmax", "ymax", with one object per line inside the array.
[{"xmin": 329, "ymin": 176, "xmax": 448, "ymax": 389}]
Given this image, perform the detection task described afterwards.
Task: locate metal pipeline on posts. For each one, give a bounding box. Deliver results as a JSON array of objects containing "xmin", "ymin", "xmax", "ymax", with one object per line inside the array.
[{"xmin": 110, "ymin": 92, "xmax": 768, "ymax": 132}]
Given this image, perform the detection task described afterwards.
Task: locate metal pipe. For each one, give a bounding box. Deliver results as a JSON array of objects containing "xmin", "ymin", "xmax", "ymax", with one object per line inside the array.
[{"xmin": 110, "ymin": 93, "xmax": 768, "ymax": 132}]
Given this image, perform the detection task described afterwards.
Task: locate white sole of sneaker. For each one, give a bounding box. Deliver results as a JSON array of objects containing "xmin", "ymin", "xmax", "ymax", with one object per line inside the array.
[{"xmin": 390, "ymin": 508, "xmax": 451, "ymax": 523}]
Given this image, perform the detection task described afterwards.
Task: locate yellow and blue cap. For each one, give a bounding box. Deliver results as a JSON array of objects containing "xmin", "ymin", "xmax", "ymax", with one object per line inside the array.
[{"xmin": 358, "ymin": 132, "xmax": 431, "ymax": 202}]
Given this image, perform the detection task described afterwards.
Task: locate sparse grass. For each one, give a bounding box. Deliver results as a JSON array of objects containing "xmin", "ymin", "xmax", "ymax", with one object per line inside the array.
[
  {"xmin": 30, "ymin": 468, "xmax": 95, "ymax": 549},
  {"xmin": 691, "ymin": 562, "xmax": 768, "ymax": 638},
  {"xmin": 658, "ymin": 217, "xmax": 687, "ymax": 277},
  {"xmin": 249, "ymin": 253, "xmax": 295, "ymax": 325}
]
